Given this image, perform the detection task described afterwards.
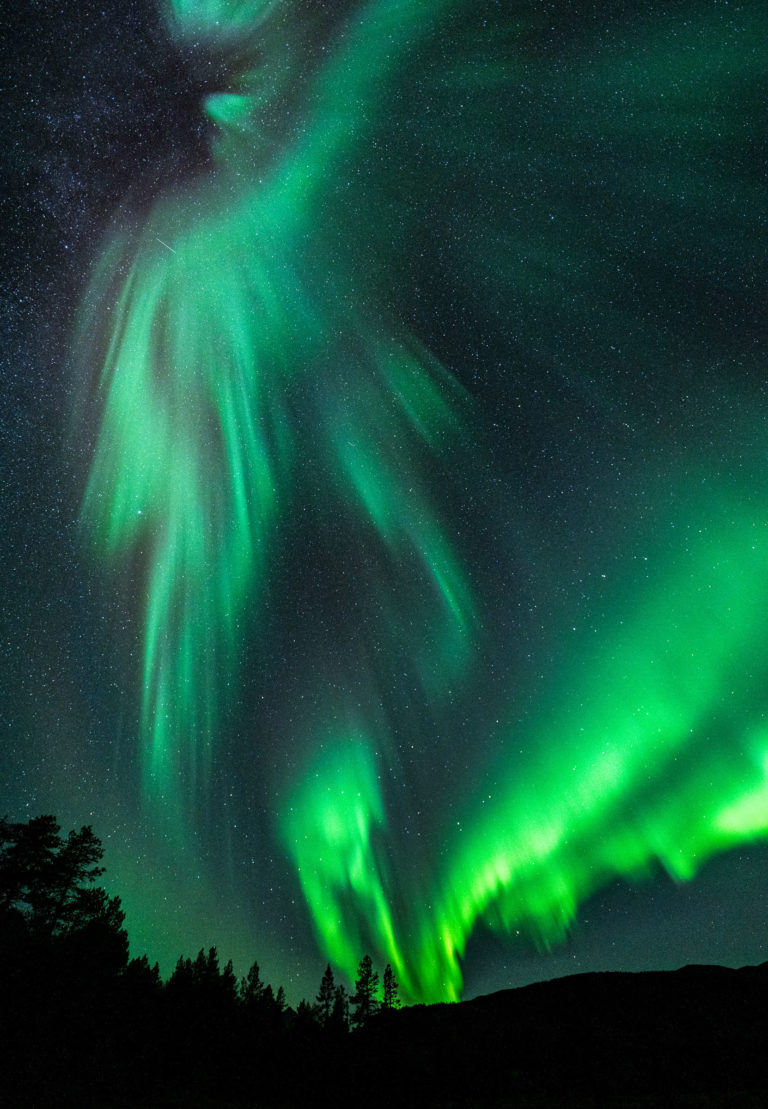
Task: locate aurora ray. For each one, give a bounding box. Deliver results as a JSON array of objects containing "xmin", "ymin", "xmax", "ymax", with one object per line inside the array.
[{"xmin": 78, "ymin": 0, "xmax": 476, "ymax": 837}]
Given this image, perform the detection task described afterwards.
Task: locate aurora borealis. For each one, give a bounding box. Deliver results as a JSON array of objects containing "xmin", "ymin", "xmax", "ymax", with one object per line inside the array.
[{"xmin": 3, "ymin": 0, "xmax": 768, "ymax": 1005}]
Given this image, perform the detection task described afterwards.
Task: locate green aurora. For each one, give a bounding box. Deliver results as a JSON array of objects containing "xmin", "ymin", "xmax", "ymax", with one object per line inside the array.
[{"xmin": 76, "ymin": 0, "xmax": 768, "ymax": 1002}]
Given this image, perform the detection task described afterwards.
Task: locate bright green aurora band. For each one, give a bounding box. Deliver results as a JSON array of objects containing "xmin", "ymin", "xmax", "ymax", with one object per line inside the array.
[{"xmin": 77, "ymin": 0, "xmax": 768, "ymax": 1002}]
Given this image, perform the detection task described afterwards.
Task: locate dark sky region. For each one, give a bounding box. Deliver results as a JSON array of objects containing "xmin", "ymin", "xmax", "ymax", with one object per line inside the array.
[{"xmin": 2, "ymin": 0, "xmax": 768, "ymax": 1006}]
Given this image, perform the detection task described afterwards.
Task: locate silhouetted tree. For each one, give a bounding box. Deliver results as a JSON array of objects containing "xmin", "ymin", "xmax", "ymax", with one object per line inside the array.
[
  {"xmin": 192, "ymin": 945, "xmax": 217, "ymax": 983},
  {"xmin": 294, "ymin": 997, "xmax": 319, "ymax": 1033},
  {"xmin": 163, "ymin": 945, "xmax": 244, "ymax": 1101},
  {"xmin": 167, "ymin": 953, "xmax": 195, "ymax": 998},
  {"xmin": 351, "ymin": 954, "xmax": 379, "ymax": 1027},
  {"xmin": 0, "ymin": 814, "xmax": 123, "ymax": 938},
  {"xmin": 382, "ymin": 963, "xmax": 400, "ymax": 1009},
  {"xmin": 123, "ymin": 953, "xmax": 162, "ymax": 995},
  {"xmin": 317, "ymin": 962, "xmax": 336, "ymax": 1025},
  {"xmin": 240, "ymin": 958, "xmax": 265, "ymax": 1006},
  {"xmin": 222, "ymin": 957, "xmax": 238, "ymax": 999},
  {"xmin": 0, "ymin": 816, "xmax": 132, "ymax": 1108},
  {"xmin": 170, "ymin": 946, "xmax": 239, "ymax": 1016},
  {"xmin": 330, "ymin": 983, "xmax": 350, "ymax": 1033}
]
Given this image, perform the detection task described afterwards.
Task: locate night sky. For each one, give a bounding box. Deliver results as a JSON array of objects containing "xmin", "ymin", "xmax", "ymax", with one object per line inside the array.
[{"xmin": 2, "ymin": 0, "xmax": 768, "ymax": 1006}]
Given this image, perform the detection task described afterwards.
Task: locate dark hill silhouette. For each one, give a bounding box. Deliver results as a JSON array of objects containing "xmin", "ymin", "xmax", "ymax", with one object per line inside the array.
[{"xmin": 354, "ymin": 961, "xmax": 768, "ymax": 1107}]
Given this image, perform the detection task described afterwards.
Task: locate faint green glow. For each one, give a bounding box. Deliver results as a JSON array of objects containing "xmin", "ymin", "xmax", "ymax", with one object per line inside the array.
[
  {"xmin": 204, "ymin": 93, "xmax": 252, "ymax": 129},
  {"xmin": 163, "ymin": 0, "xmax": 279, "ymax": 42}
]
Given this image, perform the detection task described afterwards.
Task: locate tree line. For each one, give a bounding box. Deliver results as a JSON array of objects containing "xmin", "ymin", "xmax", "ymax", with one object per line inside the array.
[
  {"xmin": 162, "ymin": 946, "xmax": 399, "ymax": 1033},
  {"xmin": 0, "ymin": 814, "xmax": 404, "ymax": 1107}
]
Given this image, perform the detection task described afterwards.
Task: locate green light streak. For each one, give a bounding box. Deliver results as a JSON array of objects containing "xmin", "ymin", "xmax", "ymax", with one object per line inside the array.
[
  {"xmin": 164, "ymin": 0, "xmax": 279, "ymax": 43},
  {"xmin": 279, "ymin": 738, "xmax": 414, "ymax": 996},
  {"xmin": 79, "ymin": 0, "xmax": 473, "ymax": 840},
  {"xmin": 280, "ymin": 512, "xmax": 768, "ymax": 1004}
]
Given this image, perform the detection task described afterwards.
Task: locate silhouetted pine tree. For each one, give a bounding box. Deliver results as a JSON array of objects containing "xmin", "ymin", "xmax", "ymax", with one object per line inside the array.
[
  {"xmin": 294, "ymin": 997, "xmax": 319, "ymax": 1035},
  {"xmin": 330, "ymin": 983, "xmax": 350, "ymax": 1034},
  {"xmin": 0, "ymin": 815, "xmax": 124, "ymax": 939},
  {"xmin": 382, "ymin": 963, "xmax": 400, "ymax": 1009},
  {"xmin": 240, "ymin": 959, "xmax": 265, "ymax": 1006},
  {"xmin": 351, "ymin": 954, "xmax": 379, "ymax": 1027},
  {"xmin": 316, "ymin": 963, "xmax": 336, "ymax": 1025}
]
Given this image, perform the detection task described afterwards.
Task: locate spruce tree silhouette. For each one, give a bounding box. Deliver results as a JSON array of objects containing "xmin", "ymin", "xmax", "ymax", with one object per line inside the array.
[
  {"xmin": 330, "ymin": 983, "xmax": 350, "ymax": 1035},
  {"xmin": 351, "ymin": 954, "xmax": 379, "ymax": 1028},
  {"xmin": 382, "ymin": 963, "xmax": 400, "ymax": 1010},
  {"xmin": 240, "ymin": 958, "xmax": 266, "ymax": 1006},
  {"xmin": 316, "ymin": 963, "xmax": 336, "ymax": 1026}
]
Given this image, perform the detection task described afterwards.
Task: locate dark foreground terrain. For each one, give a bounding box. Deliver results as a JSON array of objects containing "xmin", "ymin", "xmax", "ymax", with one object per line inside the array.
[
  {"xmin": 3, "ymin": 958, "xmax": 768, "ymax": 1108},
  {"xmin": 364, "ymin": 961, "xmax": 768, "ymax": 1108},
  {"xmin": 2, "ymin": 817, "xmax": 765, "ymax": 1107}
]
